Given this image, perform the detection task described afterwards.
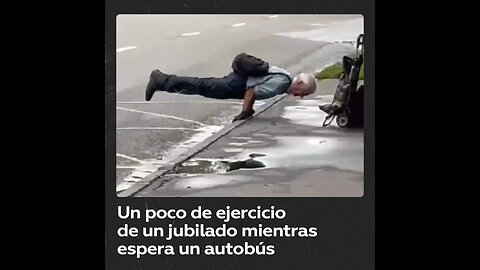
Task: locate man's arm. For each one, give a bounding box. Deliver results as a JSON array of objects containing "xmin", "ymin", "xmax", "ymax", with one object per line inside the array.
[
  {"xmin": 233, "ymin": 88, "xmax": 256, "ymax": 122},
  {"xmin": 242, "ymin": 88, "xmax": 256, "ymax": 112}
]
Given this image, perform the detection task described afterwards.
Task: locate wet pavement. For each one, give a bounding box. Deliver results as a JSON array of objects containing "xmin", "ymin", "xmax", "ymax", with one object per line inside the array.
[
  {"xmin": 133, "ymin": 80, "xmax": 364, "ymax": 197},
  {"xmin": 115, "ymin": 15, "xmax": 364, "ymax": 193}
]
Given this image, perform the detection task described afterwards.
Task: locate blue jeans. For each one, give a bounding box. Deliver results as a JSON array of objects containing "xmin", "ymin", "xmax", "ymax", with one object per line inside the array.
[{"xmin": 163, "ymin": 72, "xmax": 247, "ymax": 99}]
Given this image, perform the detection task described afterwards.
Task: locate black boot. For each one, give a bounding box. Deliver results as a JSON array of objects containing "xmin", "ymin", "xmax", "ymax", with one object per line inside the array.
[{"xmin": 145, "ymin": 70, "xmax": 169, "ymax": 101}]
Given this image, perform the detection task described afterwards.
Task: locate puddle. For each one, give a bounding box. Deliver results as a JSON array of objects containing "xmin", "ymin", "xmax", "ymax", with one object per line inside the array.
[
  {"xmin": 253, "ymin": 101, "xmax": 266, "ymax": 108},
  {"xmin": 172, "ymin": 125, "xmax": 224, "ymax": 150},
  {"xmin": 222, "ymin": 148, "xmax": 244, "ymax": 153},
  {"xmin": 252, "ymin": 133, "xmax": 271, "ymax": 137},
  {"xmin": 315, "ymin": 94, "xmax": 334, "ymax": 100},
  {"xmin": 228, "ymin": 142, "xmax": 249, "ymax": 147},
  {"xmin": 281, "ymin": 95, "xmax": 338, "ymax": 127},
  {"xmin": 172, "ymin": 174, "xmax": 254, "ymax": 190},
  {"xmin": 231, "ymin": 136, "xmax": 251, "ymax": 140},
  {"xmin": 230, "ymin": 136, "xmax": 363, "ymax": 172},
  {"xmin": 154, "ymin": 133, "xmax": 362, "ymax": 193},
  {"xmin": 116, "ymin": 125, "xmax": 224, "ymax": 193},
  {"xmin": 172, "ymin": 157, "xmax": 266, "ymax": 175}
]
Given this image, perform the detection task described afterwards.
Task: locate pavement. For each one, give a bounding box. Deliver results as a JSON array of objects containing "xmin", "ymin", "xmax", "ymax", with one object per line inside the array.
[
  {"xmin": 115, "ymin": 15, "xmax": 364, "ymax": 195},
  {"xmin": 119, "ymin": 79, "xmax": 364, "ymax": 197}
]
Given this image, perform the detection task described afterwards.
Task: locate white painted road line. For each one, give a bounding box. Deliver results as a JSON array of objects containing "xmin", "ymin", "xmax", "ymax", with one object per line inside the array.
[
  {"xmin": 116, "ymin": 106, "xmax": 206, "ymax": 126},
  {"xmin": 181, "ymin": 32, "xmax": 200, "ymax": 37},
  {"xmin": 116, "ymin": 153, "xmax": 145, "ymax": 164},
  {"xmin": 117, "ymin": 127, "xmax": 199, "ymax": 131},
  {"xmin": 232, "ymin": 23, "xmax": 246, "ymax": 27},
  {"xmin": 116, "ymin": 46, "xmax": 136, "ymax": 53},
  {"xmin": 116, "ymin": 101, "xmax": 242, "ymax": 105},
  {"xmin": 117, "ymin": 166, "xmax": 142, "ymax": 169}
]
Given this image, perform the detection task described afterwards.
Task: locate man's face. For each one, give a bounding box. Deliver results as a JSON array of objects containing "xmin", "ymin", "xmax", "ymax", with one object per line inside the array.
[
  {"xmin": 292, "ymin": 91, "xmax": 305, "ymax": 98},
  {"xmin": 292, "ymin": 81, "xmax": 306, "ymax": 98}
]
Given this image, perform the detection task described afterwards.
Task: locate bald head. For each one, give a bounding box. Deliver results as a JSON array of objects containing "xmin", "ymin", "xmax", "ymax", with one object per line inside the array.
[{"xmin": 289, "ymin": 73, "xmax": 317, "ymax": 98}]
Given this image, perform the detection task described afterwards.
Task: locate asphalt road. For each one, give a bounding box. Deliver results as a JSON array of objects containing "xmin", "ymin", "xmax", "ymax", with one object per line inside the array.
[{"xmin": 116, "ymin": 14, "xmax": 363, "ymax": 192}]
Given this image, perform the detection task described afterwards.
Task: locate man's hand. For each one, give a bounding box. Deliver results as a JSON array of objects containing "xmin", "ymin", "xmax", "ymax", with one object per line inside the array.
[
  {"xmin": 233, "ymin": 88, "xmax": 256, "ymax": 122},
  {"xmin": 232, "ymin": 109, "xmax": 255, "ymax": 122}
]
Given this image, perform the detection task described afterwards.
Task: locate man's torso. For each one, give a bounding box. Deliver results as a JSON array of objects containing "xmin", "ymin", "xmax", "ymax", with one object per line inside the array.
[{"xmin": 246, "ymin": 66, "xmax": 292, "ymax": 100}]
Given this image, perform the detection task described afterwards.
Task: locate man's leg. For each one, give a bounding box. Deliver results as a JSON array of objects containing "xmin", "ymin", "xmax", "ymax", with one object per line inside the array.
[{"xmin": 146, "ymin": 70, "xmax": 246, "ymax": 101}]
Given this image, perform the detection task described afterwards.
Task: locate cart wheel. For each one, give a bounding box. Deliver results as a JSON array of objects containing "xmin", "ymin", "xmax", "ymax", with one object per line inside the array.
[{"xmin": 336, "ymin": 113, "xmax": 350, "ymax": 127}]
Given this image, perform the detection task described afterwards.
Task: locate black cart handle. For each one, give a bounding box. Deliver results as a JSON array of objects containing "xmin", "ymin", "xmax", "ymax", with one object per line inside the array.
[{"xmin": 356, "ymin": 34, "xmax": 364, "ymax": 48}]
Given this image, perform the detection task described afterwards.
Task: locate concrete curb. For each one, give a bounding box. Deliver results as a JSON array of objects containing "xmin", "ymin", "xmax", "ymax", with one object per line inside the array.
[{"xmin": 117, "ymin": 93, "xmax": 289, "ymax": 197}]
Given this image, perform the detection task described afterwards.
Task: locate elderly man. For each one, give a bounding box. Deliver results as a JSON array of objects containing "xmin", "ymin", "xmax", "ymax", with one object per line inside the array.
[{"xmin": 145, "ymin": 64, "xmax": 317, "ymax": 121}]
